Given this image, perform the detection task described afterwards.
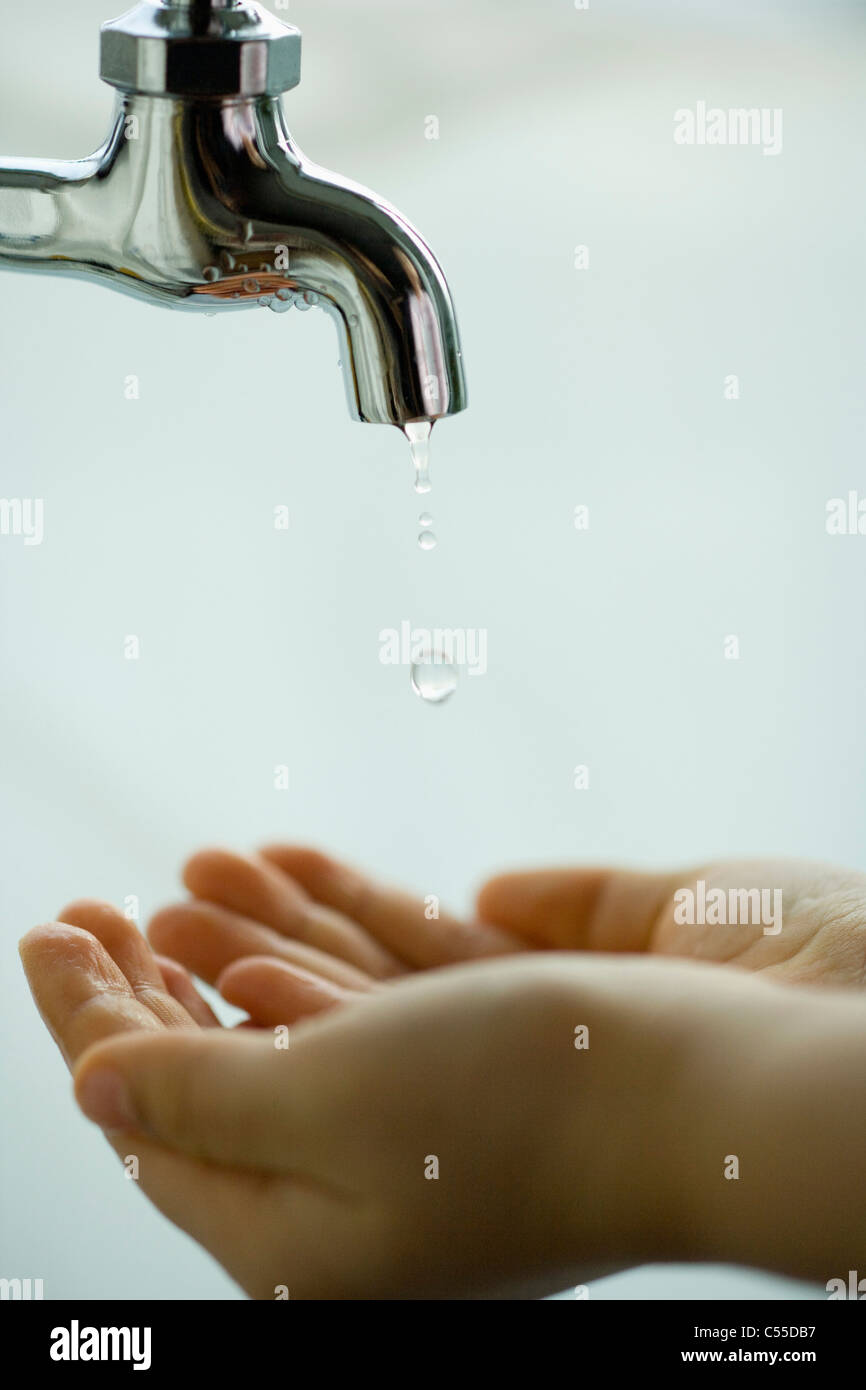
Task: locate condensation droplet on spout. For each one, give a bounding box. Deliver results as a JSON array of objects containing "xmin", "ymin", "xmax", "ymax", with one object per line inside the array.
[{"xmin": 404, "ymin": 420, "xmax": 433, "ymax": 495}]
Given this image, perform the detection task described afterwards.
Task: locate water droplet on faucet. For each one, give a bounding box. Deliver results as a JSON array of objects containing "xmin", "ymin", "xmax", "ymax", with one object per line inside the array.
[
  {"xmin": 270, "ymin": 288, "xmax": 294, "ymax": 313},
  {"xmin": 202, "ymin": 265, "xmax": 221, "ymax": 282},
  {"xmin": 404, "ymin": 420, "xmax": 433, "ymax": 494}
]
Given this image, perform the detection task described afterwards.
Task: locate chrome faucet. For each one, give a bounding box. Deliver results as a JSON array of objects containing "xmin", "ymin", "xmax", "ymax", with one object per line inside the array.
[{"xmin": 0, "ymin": 1, "xmax": 467, "ymax": 429}]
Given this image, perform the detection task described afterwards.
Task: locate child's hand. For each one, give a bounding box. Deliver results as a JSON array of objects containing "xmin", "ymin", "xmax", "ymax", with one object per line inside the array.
[
  {"xmin": 22, "ymin": 891, "xmax": 866, "ymax": 1297},
  {"xmin": 479, "ymin": 857, "xmax": 866, "ymax": 985},
  {"xmin": 146, "ymin": 848, "xmax": 866, "ymax": 1031},
  {"xmin": 18, "ymin": 900, "xmax": 708, "ymax": 1298}
]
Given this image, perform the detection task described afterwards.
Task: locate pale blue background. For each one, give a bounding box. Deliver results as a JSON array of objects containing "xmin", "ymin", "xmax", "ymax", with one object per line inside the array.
[{"xmin": 1, "ymin": 0, "xmax": 860, "ymax": 1299}]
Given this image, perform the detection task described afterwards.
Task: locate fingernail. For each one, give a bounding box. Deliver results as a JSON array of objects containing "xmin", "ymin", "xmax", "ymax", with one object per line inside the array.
[{"xmin": 77, "ymin": 1068, "xmax": 137, "ymax": 1132}]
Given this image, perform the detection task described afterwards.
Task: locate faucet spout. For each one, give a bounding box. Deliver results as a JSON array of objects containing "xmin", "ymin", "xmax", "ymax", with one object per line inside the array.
[
  {"xmin": 0, "ymin": 3, "xmax": 467, "ymax": 429},
  {"xmin": 245, "ymin": 99, "xmax": 467, "ymax": 425}
]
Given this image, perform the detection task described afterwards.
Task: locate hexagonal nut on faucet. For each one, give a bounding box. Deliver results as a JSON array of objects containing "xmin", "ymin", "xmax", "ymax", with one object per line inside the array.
[{"xmin": 100, "ymin": 1, "xmax": 302, "ymax": 99}]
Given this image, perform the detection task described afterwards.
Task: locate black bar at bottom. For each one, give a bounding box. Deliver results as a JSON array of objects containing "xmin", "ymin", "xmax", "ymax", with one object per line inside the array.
[{"xmin": 8, "ymin": 1297, "xmax": 860, "ymax": 1374}]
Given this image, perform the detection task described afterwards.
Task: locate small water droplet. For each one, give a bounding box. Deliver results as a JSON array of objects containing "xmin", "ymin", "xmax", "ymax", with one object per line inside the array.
[
  {"xmin": 258, "ymin": 295, "xmax": 274, "ymax": 307},
  {"xmin": 337, "ymin": 358, "xmax": 343, "ymax": 368},
  {"xmin": 260, "ymin": 263, "xmax": 273, "ymax": 274},
  {"xmin": 418, "ymin": 512, "xmax": 433, "ymax": 528},
  {"xmin": 411, "ymin": 653, "xmax": 457, "ymax": 704},
  {"xmin": 231, "ymin": 291, "xmax": 240, "ymax": 300},
  {"xmin": 220, "ymin": 251, "xmax": 236, "ymax": 271},
  {"xmin": 348, "ymin": 313, "xmax": 359, "ymax": 327},
  {"xmin": 244, "ymin": 278, "xmax": 261, "ymax": 294},
  {"xmin": 202, "ymin": 265, "xmax": 221, "ymax": 282},
  {"xmin": 404, "ymin": 419, "xmax": 433, "ymax": 494},
  {"xmin": 418, "ymin": 530, "xmax": 437, "ymax": 551}
]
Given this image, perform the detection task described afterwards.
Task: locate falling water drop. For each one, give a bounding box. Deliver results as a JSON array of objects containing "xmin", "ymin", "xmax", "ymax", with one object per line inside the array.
[
  {"xmin": 418, "ymin": 530, "xmax": 437, "ymax": 551},
  {"xmin": 404, "ymin": 420, "xmax": 433, "ymax": 494},
  {"xmin": 418, "ymin": 512, "xmax": 433, "ymax": 528},
  {"xmin": 411, "ymin": 652, "xmax": 457, "ymax": 704}
]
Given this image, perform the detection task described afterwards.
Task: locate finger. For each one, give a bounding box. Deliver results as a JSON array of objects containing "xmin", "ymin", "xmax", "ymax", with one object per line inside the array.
[
  {"xmin": 59, "ymin": 899, "xmax": 165, "ymax": 991},
  {"xmin": 182, "ymin": 848, "xmax": 405, "ymax": 980},
  {"xmin": 476, "ymin": 868, "xmax": 680, "ymax": 953},
  {"xmin": 73, "ymin": 1029, "xmax": 318, "ymax": 1174},
  {"xmin": 19, "ymin": 925, "xmax": 178, "ymax": 1069},
  {"xmin": 217, "ymin": 956, "xmax": 367, "ymax": 1027},
  {"xmin": 58, "ymin": 900, "xmax": 196, "ymax": 1029},
  {"xmin": 155, "ymin": 955, "xmax": 221, "ymax": 1027},
  {"xmin": 148, "ymin": 900, "xmax": 376, "ymax": 992},
  {"xmin": 260, "ymin": 845, "xmax": 522, "ymax": 969}
]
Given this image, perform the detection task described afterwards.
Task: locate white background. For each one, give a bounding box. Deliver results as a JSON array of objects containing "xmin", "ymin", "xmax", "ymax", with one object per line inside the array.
[{"xmin": 1, "ymin": 0, "xmax": 861, "ymax": 1299}]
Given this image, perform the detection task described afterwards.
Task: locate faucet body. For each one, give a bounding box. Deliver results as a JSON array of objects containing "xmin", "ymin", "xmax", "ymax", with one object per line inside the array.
[{"xmin": 0, "ymin": 3, "xmax": 467, "ymax": 428}]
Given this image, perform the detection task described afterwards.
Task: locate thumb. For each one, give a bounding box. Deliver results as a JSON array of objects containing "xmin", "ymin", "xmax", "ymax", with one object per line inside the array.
[
  {"xmin": 476, "ymin": 866, "xmax": 681, "ymax": 953},
  {"xmin": 73, "ymin": 1028, "xmax": 305, "ymax": 1173}
]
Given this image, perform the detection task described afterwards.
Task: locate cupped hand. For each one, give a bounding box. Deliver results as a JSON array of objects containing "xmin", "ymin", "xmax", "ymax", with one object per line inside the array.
[
  {"xmin": 146, "ymin": 847, "xmax": 866, "ymax": 1024},
  {"xmin": 23, "ymin": 878, "xmax": 866, "ymax": 1299},
  {"xmin": 21, "ymin": 896, "xmax": 724, "ymax": 1299}
]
